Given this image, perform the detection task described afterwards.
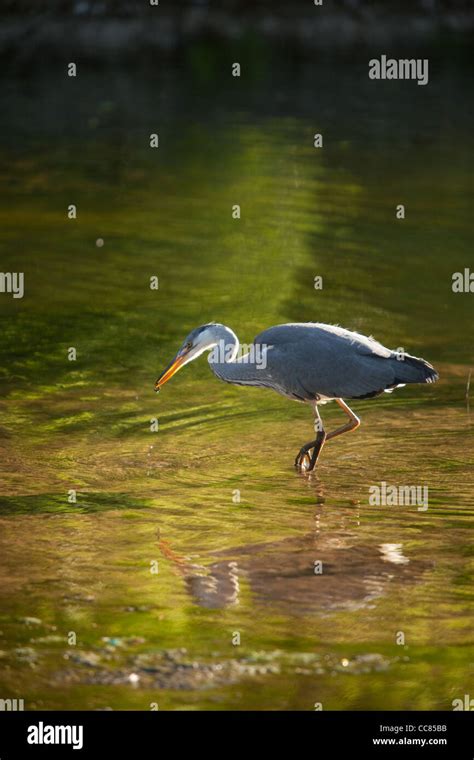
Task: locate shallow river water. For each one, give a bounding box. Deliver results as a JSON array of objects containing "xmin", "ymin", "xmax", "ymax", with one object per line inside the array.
[{"xmin": 0, "ymin": 54, "xmax": 472, "ymax": 709}]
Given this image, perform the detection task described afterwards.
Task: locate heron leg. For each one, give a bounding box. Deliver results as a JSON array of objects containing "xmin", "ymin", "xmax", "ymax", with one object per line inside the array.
[
  {"xmin": 295, "ymin": 400, "xmax": 360, "ymax": 471},
  {"xmin": 325, "ymin": 398, "xmax": 360, "ymax": 440},
  {"xmin": 295, "ymin": 405, "xmax": 327, "ymax": 471},
  {"xmin": 308, "ymin": 429, "xmax": 326, "ymax": 470}
]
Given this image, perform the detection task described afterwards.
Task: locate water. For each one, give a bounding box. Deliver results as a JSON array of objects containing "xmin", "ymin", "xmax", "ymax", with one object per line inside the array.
[{"xmin": 0, "ymin": 54, "xmax": 473, "ymax": 710}]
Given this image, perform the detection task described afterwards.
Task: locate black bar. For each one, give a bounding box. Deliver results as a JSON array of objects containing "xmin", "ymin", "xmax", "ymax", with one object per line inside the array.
[{"xmin": 0, "ymin": 711, "xmax": 472, "ymax": 758}]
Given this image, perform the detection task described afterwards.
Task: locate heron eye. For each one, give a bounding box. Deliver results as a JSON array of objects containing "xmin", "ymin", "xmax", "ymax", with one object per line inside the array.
[{"xmin": 185, "ymin": 342, "xmax": 192, "ymax": 350}]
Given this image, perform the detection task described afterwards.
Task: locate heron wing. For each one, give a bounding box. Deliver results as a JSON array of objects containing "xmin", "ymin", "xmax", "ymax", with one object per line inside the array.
[{"xmin": 253, "ymin": 323, "xmax": 400, "ymax": 400}]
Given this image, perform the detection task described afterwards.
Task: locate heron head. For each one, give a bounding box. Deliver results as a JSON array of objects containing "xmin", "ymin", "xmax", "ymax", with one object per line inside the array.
[{"xmin": 154, "ymin": 323, "xmax": 223, "ymax": 391}]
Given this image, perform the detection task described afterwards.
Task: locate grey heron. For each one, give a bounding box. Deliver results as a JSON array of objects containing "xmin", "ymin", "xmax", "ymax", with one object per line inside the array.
[{"xmin": 154, "ymin": 322, "xmax": 438, "ymax": 471}]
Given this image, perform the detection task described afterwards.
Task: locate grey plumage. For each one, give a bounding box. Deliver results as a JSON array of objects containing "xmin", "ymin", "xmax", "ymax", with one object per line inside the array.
[{"xmin": 250, "ymin": 322, "xmax": 438, "ymax": 402}]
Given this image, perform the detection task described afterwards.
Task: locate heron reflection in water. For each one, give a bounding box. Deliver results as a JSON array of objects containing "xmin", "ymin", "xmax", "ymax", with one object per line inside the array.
[{"xmin": 158, "ymin": 518, "xmax": 431, "ymax": 612}]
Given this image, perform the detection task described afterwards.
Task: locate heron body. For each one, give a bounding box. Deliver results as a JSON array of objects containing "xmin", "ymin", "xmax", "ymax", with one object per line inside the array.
[{"xmin": 155, "ymin": 322, "xmax": 438, "ymax": 471}]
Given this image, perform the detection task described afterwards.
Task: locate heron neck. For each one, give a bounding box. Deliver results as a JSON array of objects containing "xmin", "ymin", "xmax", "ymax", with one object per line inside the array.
[{"xmin": 207, "ymin": 326, "xmax": 262, "ymax": 385}]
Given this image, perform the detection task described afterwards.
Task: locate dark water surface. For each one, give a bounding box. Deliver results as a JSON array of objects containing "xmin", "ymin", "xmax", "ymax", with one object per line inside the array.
[{"xmin": 0, "ymin": 57, "xmax": 473, "ymax": 709}]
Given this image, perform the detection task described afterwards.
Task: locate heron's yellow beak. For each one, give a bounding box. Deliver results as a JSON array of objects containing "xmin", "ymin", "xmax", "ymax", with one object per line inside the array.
[{"xmin": 154, "ymin": 353, "xmax": 187, "ymax": 391}]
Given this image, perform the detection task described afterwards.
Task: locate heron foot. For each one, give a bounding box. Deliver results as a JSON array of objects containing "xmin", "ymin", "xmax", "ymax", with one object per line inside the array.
[
  {"xmin": 294, "ymin": 443, "xmax": 317, "ymax": 471},
  {"xmin": 295, "ymin": 432, "xmax": 326, "ymax": 472}
]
